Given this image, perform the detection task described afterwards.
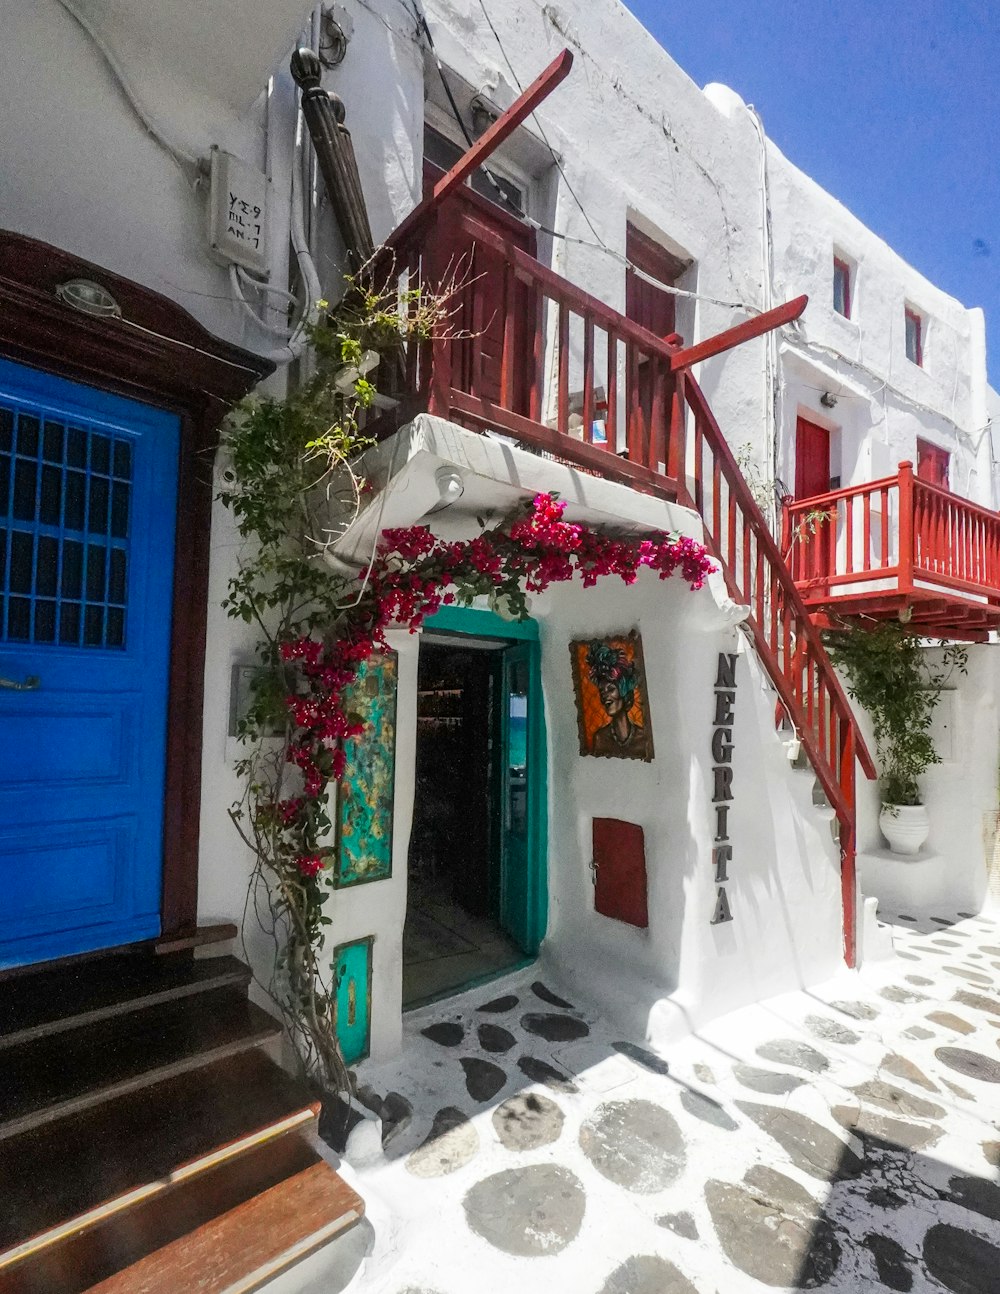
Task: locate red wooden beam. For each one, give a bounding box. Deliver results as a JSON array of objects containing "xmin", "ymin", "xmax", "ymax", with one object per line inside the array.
[
  {"xmin": 669, "ymin": 296, "xmax": 808, "ymax": 371},
  {"xmin": 386, "ymin": 49, "xmax": 574, "ymax": 250}
]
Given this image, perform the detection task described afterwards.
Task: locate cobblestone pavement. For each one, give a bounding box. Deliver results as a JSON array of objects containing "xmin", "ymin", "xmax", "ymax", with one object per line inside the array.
[{"xmin": 344, "ymin": 910, "xmax": 1000, "ymax": 1293}]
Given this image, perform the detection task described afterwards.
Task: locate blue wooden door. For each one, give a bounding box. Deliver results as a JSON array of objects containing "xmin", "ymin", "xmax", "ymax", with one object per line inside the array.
[{"xmin": 0, "ymin": 359, "xmax": 179, "ymax": 969}]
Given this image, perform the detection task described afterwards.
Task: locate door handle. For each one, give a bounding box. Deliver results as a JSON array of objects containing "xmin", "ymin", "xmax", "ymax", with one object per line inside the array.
[
  {"xmin": 590, "ymin": 858, "xmax": 599, "ymax": 886},
  {"xmin": 0, "ymin": 674, "xmax": 40, "ymax": 691}
]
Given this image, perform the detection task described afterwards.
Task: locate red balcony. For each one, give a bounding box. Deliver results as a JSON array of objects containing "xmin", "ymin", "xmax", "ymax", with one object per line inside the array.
[
  {"xmin": 378, "ymin": 196, "xmax": 688, "ymax": 502},
  {"xmin": 782, "ymin": 461, "xmax": 1000, "ymax": 640}
]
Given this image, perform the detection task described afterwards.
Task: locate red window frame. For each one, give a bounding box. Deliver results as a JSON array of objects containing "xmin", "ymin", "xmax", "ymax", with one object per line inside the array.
[
  {"xmin": 833, "ymin": 257, "xmax": 852, "ymax": 319},
  {"xmin": 905, "ymin": 307, "xmax": 923, "ymax": 367}
]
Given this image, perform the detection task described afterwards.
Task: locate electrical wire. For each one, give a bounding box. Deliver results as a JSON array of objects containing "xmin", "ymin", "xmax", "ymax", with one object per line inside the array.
[
  {"xmin": 408, "ymin": 0, "xmax": 532, "ymax": 216},
  {"xmin": 55, "ymin": 0, "xmax": 326, "ymax": 364},
  {"xmin": 236, "ymin": 267, "xmax": 301, "ymax": 305},
  {"xmin": 228, "ymin": 163, "xmax": 323, "ymax": 363},
  {"xmin": 782, "ymin": 334, "xmax": 980, "ymax": 434},
  {"xmin": 54, "ymin": 0, "xmax": 201, "ymax": 184},
  {"xmin": 410, "ymin": 0, "xmax": 762, "ymax": 317},
  {"xmin": 472, "ymin": 0, "xmax": 607, "ymax": 251}
]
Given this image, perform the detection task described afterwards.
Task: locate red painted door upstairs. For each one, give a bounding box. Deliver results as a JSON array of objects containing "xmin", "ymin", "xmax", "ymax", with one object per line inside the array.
[
  {"xmin": 795, "ymin": 417, "xmax": 833, "ymax": 585},
  {"xmin": 625, "ymin": 225, "xmax": 687, "ymax": 458},
  {"xmin": 593, "ymin": 817, "xmax": 648, "ymax": 928},
  {"xmin": 917, "ymin": 439, "xmax": 950, "ymax": 488},
  {"xmin": 423, "ymin": 161, "xmax": 536, "ymax": 415},
  {"xmin": 794, "ymin": 417, "xmax": 831, "ymax": 500}
]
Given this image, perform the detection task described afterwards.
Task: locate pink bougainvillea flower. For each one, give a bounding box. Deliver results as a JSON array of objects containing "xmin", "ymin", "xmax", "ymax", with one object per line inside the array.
[{"xmin": 295, "ymin": 854, "xmax": 324, "ymax": 878}]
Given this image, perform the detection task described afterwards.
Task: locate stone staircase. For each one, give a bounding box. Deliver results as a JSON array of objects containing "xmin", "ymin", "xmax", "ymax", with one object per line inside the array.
[{"xmin": 0, "ymin": 930, "xmax": 363, "ymax": 1293}]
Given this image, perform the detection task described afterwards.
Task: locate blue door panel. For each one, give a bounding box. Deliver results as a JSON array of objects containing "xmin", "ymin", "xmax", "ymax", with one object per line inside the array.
[
  {"xmin": 0, "ymin": 701, "xmax": 126, "ymax": 787},
  {"xmin": 0, "ymin": 358, "xmax": 178, "ymax": 968}
]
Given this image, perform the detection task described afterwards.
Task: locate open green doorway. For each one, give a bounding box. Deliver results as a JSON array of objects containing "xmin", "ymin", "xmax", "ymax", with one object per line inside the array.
[{"xmin": 403, "ymin": 608, "xmax": 546, "ymax": 1008}]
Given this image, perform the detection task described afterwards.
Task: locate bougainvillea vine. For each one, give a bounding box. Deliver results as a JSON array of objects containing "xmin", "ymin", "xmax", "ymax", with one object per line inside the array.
[{"xmin": 273, "ymin": 493, "xmax": 714, "ymax": 882}]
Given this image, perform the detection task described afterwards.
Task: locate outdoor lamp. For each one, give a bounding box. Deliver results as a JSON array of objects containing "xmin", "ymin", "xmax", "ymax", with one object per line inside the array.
[
  {"xmin": 55, "ymin": 278, "xmax": 122, "ymax": 319},
  {"xmin": 428, "ymin": 466, "xmax": 465, "ymax": 513}
]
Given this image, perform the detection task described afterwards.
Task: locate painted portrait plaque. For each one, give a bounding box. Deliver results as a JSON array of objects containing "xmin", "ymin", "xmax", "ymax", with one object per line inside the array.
[
  {"xmin": 569, "ymin": 631, "xmax": 654, "ymax": 761},
  {"xmin": 334, "ymin": 651, "xmax": 397, "ymax": 886}
]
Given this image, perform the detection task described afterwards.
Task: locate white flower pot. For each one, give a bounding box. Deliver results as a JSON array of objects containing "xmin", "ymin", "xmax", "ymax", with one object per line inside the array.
[{"xmin": 879, "ymin": 803, "xmax": 930, "ymax": 856}]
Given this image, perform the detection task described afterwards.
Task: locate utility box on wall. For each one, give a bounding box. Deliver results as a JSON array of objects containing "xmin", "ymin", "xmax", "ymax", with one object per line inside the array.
[{"xmin": 208, "ymin": 147, "xmax": 270, "ymax": 276}]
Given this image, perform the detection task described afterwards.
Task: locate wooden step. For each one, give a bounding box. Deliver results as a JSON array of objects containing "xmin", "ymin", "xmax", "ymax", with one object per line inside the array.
[
  {"xmin": 0, "ymin": 1135, "xmax": 364, "ymax": 1294},
  {"xmin": 0, "ymin": 1050, "xmax": 319, "ymax": 1268},
  {"xmin": 0, "ymin": 987, "xmax": 280, "ymax": 1141},
  {"xmin": 155, "ymin": 923, "xmax": 238, "ymax": 956},
  {"xmin": 0, "ymin": 952, "xmax": 251, "ymax": 1050},
  {"xmin": 0, "ymin": 926, "xmax": 239, "ymax": 986}
]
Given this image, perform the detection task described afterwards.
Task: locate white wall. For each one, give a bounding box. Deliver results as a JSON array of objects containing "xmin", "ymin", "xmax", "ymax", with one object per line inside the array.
[
  {"xmin": 856, "ymin": 642, "xmax": 999, "ymax": 914},
  {"xmin": 0, "ymin": 0, "xmax": 313, "ymax": 359},
  {"xmin": 537, "ymin": 574, "xmax": 843, "ymax": 1045},
  {"xmin": 767, "ymin": 141, "xmax": 988, "ymax": 503}
]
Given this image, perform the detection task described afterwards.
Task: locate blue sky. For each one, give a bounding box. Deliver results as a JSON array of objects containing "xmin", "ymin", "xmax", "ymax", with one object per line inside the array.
[{"xmin": 624, "ymin": 0, "xmax": 1000, "ymax": 384}]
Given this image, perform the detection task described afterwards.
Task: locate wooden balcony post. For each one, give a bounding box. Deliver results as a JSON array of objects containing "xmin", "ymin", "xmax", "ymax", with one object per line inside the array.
[
  {"xmin": 898, "ymin": 461, "xmax": 915, "ymax": 595},
  {"xmin": 666, "ymin": 368, "xmax": 686, "ymax": 486}
]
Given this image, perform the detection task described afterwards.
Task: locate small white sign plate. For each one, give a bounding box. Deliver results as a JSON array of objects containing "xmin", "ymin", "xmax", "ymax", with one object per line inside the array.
[{"xmin": 209, "ymin": 147, "xmax": 270, "ymax": 276}]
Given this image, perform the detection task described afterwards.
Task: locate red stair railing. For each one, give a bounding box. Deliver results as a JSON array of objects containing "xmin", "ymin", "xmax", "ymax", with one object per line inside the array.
[{"xmin": 677, "ymin": 370, "xmax": 878, "ymax": 966}]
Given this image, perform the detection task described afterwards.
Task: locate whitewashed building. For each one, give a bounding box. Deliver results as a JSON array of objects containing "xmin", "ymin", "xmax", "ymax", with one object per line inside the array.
[{"xmin": 0, "ymin": 0, "xmax": 996, "ymax": 1286}]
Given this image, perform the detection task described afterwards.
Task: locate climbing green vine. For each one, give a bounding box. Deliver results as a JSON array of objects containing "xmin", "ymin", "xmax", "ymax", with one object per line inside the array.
[
  {"xmin": 219, "ymin": 274, "xmax": 449, "ymax": 1097},
  {"xmin": 823, "ymin": 620, "xmax": 967, "ymax": 806}
]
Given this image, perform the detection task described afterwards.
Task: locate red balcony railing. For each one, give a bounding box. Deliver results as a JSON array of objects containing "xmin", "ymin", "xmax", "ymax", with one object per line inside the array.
[
  {"xmin": 782, "ymin": 462, "xmax": 1000, "ymax": 638},
  {"xmin": 381, "ymin": 204, "xmax": 686, "ymax": 499}
]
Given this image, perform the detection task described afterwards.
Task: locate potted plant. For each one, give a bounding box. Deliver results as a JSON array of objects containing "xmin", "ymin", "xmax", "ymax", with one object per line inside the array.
[{"xmin": 823, "ymin": 621, "xmax": 967, "ymax": 855}]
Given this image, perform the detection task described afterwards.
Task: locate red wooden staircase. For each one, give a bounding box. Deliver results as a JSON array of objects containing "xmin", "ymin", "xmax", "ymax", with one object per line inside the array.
[
  {"xmin": 671, "ymin": 368, "xmax": 878, "ymax": 965},
  {"xmin": 379, "ymin": 187, "xmax": 880, "ymax": 963}
]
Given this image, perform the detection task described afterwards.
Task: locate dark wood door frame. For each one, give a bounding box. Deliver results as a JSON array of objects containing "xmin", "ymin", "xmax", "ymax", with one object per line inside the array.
[{"xmin": 0, "ymin": 231, "xmax": 273, "ymax": 938}]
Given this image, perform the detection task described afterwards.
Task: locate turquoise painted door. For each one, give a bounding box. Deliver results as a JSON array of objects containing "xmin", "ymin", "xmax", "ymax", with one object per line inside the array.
[
  {"xmin": 499, "ymin": 640, "xmax": 545, "ymax": 953},
  {"xmin": 0, "ymin": 359, "xmax": 179, "ymax": 969},
  {"xmin": 334, "ymin": 937, "xmax": 372, "ymax": 1063}
]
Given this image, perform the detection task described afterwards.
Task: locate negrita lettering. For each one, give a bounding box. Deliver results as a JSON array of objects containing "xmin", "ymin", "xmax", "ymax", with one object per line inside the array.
[{"xmin": 710, "ymin": 652, "xmax": 736, "ymax": 925}]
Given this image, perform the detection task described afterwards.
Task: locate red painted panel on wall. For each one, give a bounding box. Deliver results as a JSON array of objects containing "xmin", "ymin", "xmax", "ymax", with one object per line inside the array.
[{"xmin": 593, "ymin": 817, "xmax": 648, "ymax": 928}]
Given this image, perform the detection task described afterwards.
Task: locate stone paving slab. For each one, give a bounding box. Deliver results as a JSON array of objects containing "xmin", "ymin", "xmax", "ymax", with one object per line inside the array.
[{"xmin": 343, "ymin": 910, "xmax": 1000, "ymax": 1294}]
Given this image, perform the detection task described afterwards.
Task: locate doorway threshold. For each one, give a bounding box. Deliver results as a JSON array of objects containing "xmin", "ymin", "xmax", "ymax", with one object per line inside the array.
[{"xmin": 402, "ymin": 956, "xmax": 534, "ymax": 1014}]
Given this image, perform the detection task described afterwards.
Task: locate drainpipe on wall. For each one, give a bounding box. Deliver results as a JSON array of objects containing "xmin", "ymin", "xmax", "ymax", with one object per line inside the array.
[{"xmin": 746, "ymin": 105, "xmax": 779, "ymax": 534}]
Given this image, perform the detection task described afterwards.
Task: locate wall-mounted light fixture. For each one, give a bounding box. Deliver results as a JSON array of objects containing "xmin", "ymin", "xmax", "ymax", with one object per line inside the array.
[
  {"xmin": 319, "ymin": 5, "xmax": 351, "ymax": 66},
  {"xmin": 427, "ymin": 466, "xmax": 465, "ymax": 514},
  {"xmin": 55, "ymin": 279, "xmax": 121, "ymax": 319},
  {"xmin": 820, "ymin": 391, "xmax": 838, "ymax": 409}
]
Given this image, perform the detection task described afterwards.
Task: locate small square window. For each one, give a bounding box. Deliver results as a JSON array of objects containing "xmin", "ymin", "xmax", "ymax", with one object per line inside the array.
[
  {"xmin": 833, "ymin": 257, "xmax": 852, "ymax": 319},
  {"xmin": 905, "ymin": 307, "xmax": 923, "ymax": 366}
]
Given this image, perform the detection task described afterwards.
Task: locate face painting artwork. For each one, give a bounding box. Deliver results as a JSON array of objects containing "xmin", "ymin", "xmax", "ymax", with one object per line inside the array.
[{"xmin": 569, "ymin": 632, "xmax": 654, "ymax": 761}]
